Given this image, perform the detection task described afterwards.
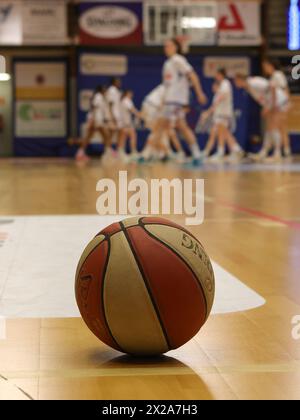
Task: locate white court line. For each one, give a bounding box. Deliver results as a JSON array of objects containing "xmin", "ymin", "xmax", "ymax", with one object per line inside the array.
[
  {"xmin": 0, "ymin": 215, "xmax": 265, "ymax": 318},
  {"xmin": 276, "ymin": 183, "xmax": 300, "ymax": 193}
]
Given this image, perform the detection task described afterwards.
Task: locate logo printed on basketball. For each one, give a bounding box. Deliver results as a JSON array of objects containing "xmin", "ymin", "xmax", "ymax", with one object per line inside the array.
[{"xmin": 181, "ymin": 233, "xmax": 214, "ymax": 281}]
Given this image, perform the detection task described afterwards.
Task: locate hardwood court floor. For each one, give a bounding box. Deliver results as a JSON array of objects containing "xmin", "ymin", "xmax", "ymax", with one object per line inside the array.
[{"xmin": 0, "ymin": 157, "xmax": 300, "ymax": 400}]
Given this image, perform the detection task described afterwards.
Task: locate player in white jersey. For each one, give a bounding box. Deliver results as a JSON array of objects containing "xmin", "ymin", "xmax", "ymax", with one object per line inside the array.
[
  {"xmin": 141, "ymin": 84, "xmax": 185, "ymax": 162},
  {"xmin": 142, "ymin": 84, "xmax": 166, "ymax": 129},
  {"xmin": 146, "ymin": 39, "xmax": 207, "ymax": 165},
  {"xmin": 263, "ymin": 58, "xmax": 291, "ymax": 158},
  {"xmin": 197, "ymin": 82, "xmax": 219, "ymax": 158},
  {"xmin": 235, "ymin": 74, "xmax": 285, "ymax": 161},
  {"xmin": 105, "ymin": 78, "xmax": 123, "ymax": 157},
  {"xmin": 201, "ymin": 69, "xmax": 243, "ymax": 162},
  {"xmin": 75, "ymin": 86, "xmax": 110, "ymax": 162},
  {"xmin": 118, "ymin": 90, "xmax": 142, "ymax": 161}
]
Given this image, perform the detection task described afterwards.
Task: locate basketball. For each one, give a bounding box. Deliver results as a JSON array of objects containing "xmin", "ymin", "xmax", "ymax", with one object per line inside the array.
[{"xmin": 75, "ymin": 216, "xmax": 215, "ymax": 356}]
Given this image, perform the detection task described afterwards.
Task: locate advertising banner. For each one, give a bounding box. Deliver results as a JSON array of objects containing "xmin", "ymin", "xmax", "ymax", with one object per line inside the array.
[
  {"xmin": 0, "ymin": 1, "xmax": 22, "ymax": 45},
  {"xmin": 79, "ymin": 2, "xmax": 143, "ymax": 46},
  {"xmin": 14, "ymin": 61, "xmax": 67, "ymax": 140},
  {"xmin": 218, "ymin": 1, "xmax": 261, "ymax": 46},
  {"xmin": 22, "ymin": 0, "xmax": 68, "ymax": 45}
]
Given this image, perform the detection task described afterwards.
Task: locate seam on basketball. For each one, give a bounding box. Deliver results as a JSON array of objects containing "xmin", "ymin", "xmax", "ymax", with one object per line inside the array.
[
  {"xmin": 140, "ymin": 224, "xmax": 209, "ymax": 321},
  {"xmin": 101, "ymin": 237, "xmax": 125, "ymax": 353},
  {"xmin": 139, "ymin": 218, "xmax": 205, "ymax": 250},
  {"xmin": 120, "ymin": 221, "xmax": 171, "ymax": 351}
]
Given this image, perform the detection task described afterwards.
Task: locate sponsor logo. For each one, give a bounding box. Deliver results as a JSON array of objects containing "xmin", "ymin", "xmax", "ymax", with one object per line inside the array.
[
  {"xmin": 18, "ymin": 103, "xmax": 63, "ymax": 122},
  {"xmin": 219, "ymin": 3, "xmax": 245, "ymax": 31},
  {"xmin": 80, "ymin": 54, "xmax": 128, "ymax": 76},
  {"xmin": 181, "ymin": 233, "xmax": 214, "ymax": 287},
  {"xmin": 80, "ymin": 5, "xmax": 138, "ymax": 39}
]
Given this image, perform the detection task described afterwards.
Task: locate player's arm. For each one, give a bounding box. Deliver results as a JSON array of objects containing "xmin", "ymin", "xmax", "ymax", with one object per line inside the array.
[
  {"xmin": 130, "ymin": 106, "xmax": 142, "ymax": 119},
  {"xmin": 188, "ymin": 71, "xmax": 207, "ymax": 105}
]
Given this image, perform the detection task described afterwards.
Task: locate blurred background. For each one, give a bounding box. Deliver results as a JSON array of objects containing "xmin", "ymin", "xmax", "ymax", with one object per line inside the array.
[{"xmin": 0, "ymin": 0, "xmax": 299, "ymax": 158}]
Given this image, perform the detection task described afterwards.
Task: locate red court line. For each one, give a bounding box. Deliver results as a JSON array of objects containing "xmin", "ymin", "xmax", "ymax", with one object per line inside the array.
[{"xmin": 216, "ymin": 200, "xmax": 300, "ymax": 230}]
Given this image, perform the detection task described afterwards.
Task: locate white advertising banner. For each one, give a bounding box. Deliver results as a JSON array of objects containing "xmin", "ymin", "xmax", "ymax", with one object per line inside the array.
[
  {"xmin": 0, "ymin": 1, "xmax": 22, "ymax": 45},
  {"xmin": 203, "ymin": 57, "xmax": 251, "ymax": 78},
  {"xmin": 22, "ymin": 0, "xmax": 68, "ymax": 45},
  {"xmin": 80, "ymin": 54, "xmax": 128, "ymax": 76},
  {"xmin": 0, "ymin": 0, "xmax": 68, "ymax": 45},
  {"xmin": 15, "ymin": 61, "xmax": 67, "ymax": 138},
  {"xmin": 15, "ymin": 101, "xmax": 66, "ymax": 138},
  {"xmin": 218, "ymin": 1, "xmax": 261, "ymax": 46}
]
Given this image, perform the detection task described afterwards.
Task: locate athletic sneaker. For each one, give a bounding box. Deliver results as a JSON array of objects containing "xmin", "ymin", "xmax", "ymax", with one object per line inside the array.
[
  {"xmin": 208, "ymin": 153, "xmax": 225, "ymax": 163},
  {"xmin": 263, "ymin": 153, "xmax": 282, "ymax": 163},
  {"xmin": 248, "ymin": 152, "xmax": 266, "ymax": 162},
  {"xmin": 192, "ymin": 156, "xmax": 203, "ymax": 167},
  {"xmin": 226, "ymin": 150, "xmax": 244, "ymax": 163},
  {"xmin": 75, "ymin": 148, "xmax": 90, "ymax": 162}
]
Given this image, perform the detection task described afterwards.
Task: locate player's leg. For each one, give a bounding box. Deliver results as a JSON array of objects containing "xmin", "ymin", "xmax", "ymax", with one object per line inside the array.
[
  {"xmin": 128, "ymin": 127, "xmax": 139, "ymax": 161},
  {"xmin": 280, "ymin": 111, "xmax": 291, "ymax": 158},
  {"xmin": 203, "ymin": 125, "xmax": 218, "ymax": 158},
  {"xmin": 168, "ymin": 128, "xmax": 185, "ymax": 162},
  {"xmin": 140, "ymin": 118, "xmax": 169, "ymax": 162},
  {"xmin": 209, "ymin": 124, "xmax": 226, "ymax": 162},
  {"xmin": 176, "ymin": 118, "xmax": 202, "ymax": 165},
  {"xmin": 75, "ymin": 120, "xmax": 95, "ymax": 161},
  {"xmin": 263, "ymin": 111, "xmax": 283, "ymax": 162},
  {"xmin": 225, "ymin": 129, "xmax": 244, "ymax": 161}
]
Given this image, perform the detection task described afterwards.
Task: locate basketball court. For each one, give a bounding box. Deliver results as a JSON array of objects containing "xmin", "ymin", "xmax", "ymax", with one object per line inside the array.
[
  {"xmin": 0, "ymin": 0, "xmax": 300, "ymax": 402},
  {"xmin": 0, "ymin": 158, "xmax": 299, "ymax": 400}
]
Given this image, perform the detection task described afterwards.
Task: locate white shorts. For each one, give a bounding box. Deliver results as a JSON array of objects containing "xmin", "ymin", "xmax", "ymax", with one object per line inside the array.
[
  {"xmin": 213, "ymin": 114, "xmax": 236, "ymax": 133},
  {"xmin": 142, "ymin": 102, "xmax": 160, "ymax": 127},
  {"xmin": 93, "ymin": 110, "xmax": 105, "ymax": 128},
  {"xmin": 162, "ymin": 103, "xmax": 186, "ymax": 123},
  {"xmin": 107, "ymin": 114, "xmax": 123, "ymax": 129}
]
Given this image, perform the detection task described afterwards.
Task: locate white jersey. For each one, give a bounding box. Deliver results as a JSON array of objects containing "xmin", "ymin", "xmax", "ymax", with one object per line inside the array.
[
  {"xmin": 247, "ymin": 76, "xmax": 288, "ymax": 109},
  {"xmin": 270, "ymin": 70, "xmax": 289, "ymax": 108},
  {"xmin": 213, "ymin": 79, "xmax": 233, "ymax": 118},
  {"xmin": 92, "ymin": 92, "xmax": 105, "ymax": 126},
  {"xmin": 144, "ymin": 84, "xmax": 165, "ymax": 109},
  {"xmin": 163, "ymin": 54, "xmax": 193, "ymax": 105},
  {"xmin": 271, "ymin": 70, "xmax": 288, "ymax": 91},
  {"xmin": 247, "ymin": 77, "xmax": 270, "ymax": 106},
  {"xmin": 121, "ymin": 97, "xmax": 134, "ymax": 127},
  {"xmin": 106, "ymin": 85, "xmax": 122, "ymax": 120}
]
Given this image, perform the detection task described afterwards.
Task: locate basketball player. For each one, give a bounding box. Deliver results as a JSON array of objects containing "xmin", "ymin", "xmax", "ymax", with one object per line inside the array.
[
  {"xmin": 203, "ymin": 69, "xmax": 243, "ymax": 162},
  {"xmin": 141, "ymin": 84, "xmax": 185, "ymax": 163},
  {"xmin": 119, "ymin": 90, "xmax": 142, "ymax": 161},
  {"xmin": 75, "ymin": 85, "xmax": 110, "ymax": 162},
  {"xmin": 145, "ymin": 38, "xmax": 207, "ymax": 166},
  {"xmin": 262, "ymin": 58, "xmax": 291, "ymax": 158},
  {"xmin": 235, "ymin": 74, "xmax": 285, "ymax": 161},
  {"xmin": 106, "ymin": 77, "xmax": 123, "ymax": 156},
  {"xmin": 197, "ymin": 82, "xmax": 219, "ymax": 159}
]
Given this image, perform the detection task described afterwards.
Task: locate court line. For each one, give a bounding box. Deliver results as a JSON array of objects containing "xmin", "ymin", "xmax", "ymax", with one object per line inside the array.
[
  {"xmin": 2, "ymin": 361, "xmax": 300, "ymax": 380},
  {"xmin": 213, "ymin": 199, "xmax": 300, "ymax": 230},
  {"xmin": 0, "ymin": 373, "xmax": 34, "ymax": 400}
]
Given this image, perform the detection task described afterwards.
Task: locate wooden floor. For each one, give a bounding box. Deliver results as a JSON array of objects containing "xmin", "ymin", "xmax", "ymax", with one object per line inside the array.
[{"xmin": 0, "ymin": 157, "xmax": 300, "ymax": 400}]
